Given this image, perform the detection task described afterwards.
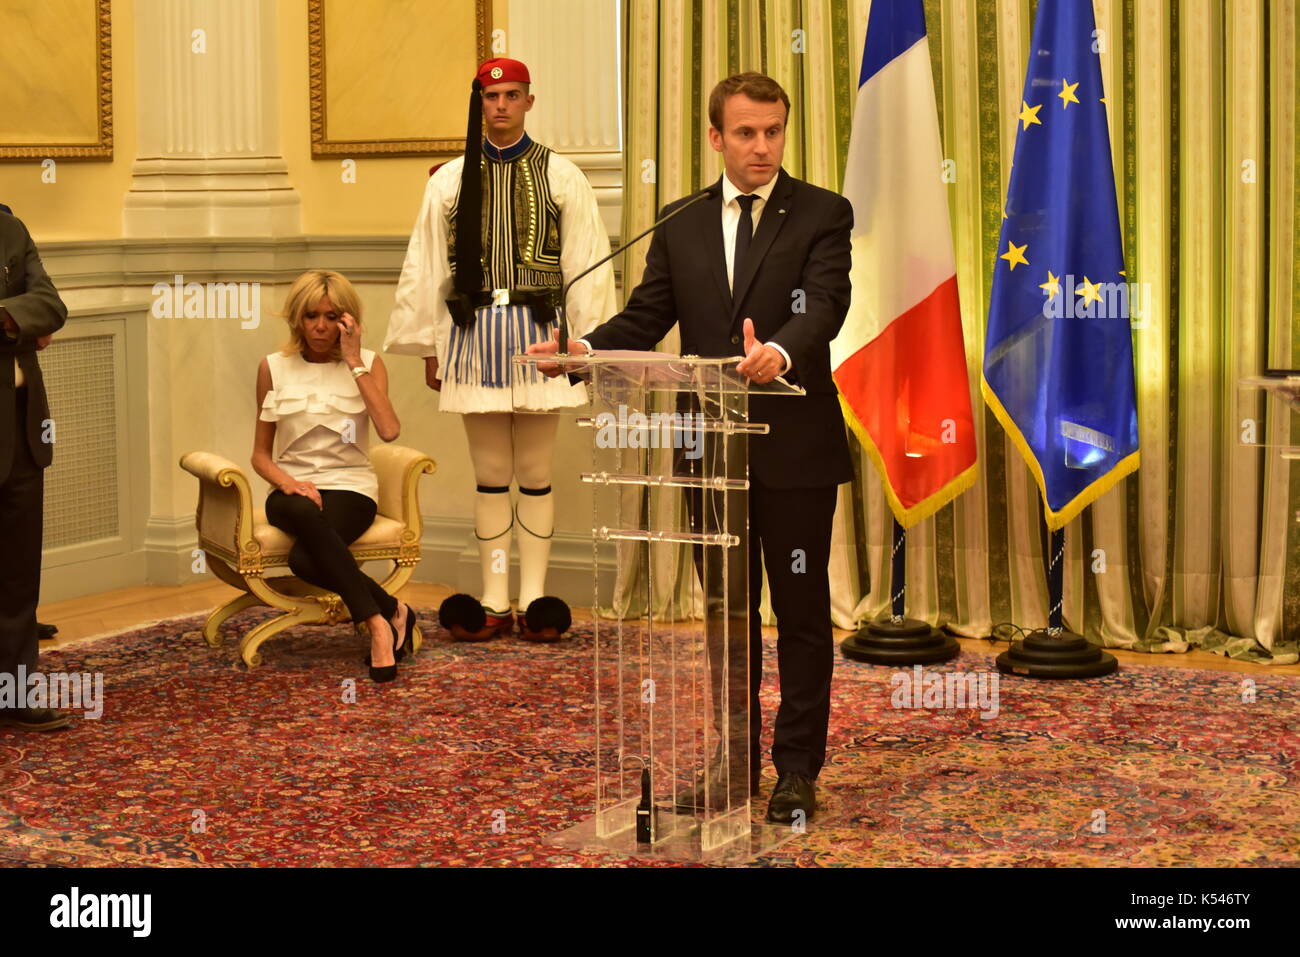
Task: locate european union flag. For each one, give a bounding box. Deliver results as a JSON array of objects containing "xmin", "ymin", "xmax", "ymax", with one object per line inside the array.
[{"xmin": 983, "ymin": 0, "xmax": 1139, "ymax": 530}]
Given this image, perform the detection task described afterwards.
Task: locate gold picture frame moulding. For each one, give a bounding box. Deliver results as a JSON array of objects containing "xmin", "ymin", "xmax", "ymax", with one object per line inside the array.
[
  {"xmin": 309, "ymin": 0, "xmax": 492, "ymax": 158},
  {"xmin": 0, "ymin": 0, "xmax": 113, "ymax": 160}
]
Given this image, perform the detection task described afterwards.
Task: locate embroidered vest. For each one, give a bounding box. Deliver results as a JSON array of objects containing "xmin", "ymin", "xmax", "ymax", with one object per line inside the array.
[{"xmin": 448, "ymin": 141, "xmax": 563, "ymax": 292}]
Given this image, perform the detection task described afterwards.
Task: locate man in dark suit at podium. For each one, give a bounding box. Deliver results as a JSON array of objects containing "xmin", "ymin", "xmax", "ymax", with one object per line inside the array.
[
  {"xmin": 0, "ymin": 210, "xmax": 70, "ymax": 730},
  {"xmin": 530, "ymin": 72, "xmax": 853, "ymax": 823}
]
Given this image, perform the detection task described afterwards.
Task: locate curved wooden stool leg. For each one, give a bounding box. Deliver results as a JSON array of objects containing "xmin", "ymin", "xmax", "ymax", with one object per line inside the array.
[
  {"xmin": 239, "ymin": 611, "xmax": 306, "ymax": 668},
  {"xmin": 236, "ymin": 575, "xmax": 330, "ymax": 667},
  {"xmin": 203, "ymin": 592, "xmax": 262, "ymax": 648}
]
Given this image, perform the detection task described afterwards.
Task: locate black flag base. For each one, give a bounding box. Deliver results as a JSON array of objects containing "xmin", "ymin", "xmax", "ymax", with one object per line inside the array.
[
  {"xmin": 995, "ymin": 629, "xmax": 1118, "ymax": 679},
  {"xmin": 841, "ymin": 616, "xmax": 960, "ymax": 665}
]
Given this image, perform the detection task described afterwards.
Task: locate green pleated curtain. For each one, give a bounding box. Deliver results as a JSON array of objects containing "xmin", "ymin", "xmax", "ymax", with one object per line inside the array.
[{"xmin": 617, "ymin": 0, "xmax": 1299, "ymax": 663}]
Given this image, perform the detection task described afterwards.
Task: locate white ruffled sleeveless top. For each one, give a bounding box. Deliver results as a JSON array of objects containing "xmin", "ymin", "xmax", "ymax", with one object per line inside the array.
[{"xmin": 259, "ymin": 348, "xmax": 379, "ymax": 502}]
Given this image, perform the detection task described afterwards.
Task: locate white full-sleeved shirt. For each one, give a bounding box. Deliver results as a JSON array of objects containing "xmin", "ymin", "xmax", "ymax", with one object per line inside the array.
[
  {"xmin": 719, "ymin": 173, "xmax": 791, "ymax": 374},
  {"xmin": 720, "ymin": 172, "xmax": 778, "ymax": 289},
  {"xmin": 2, "ymin": 310, "xmax": 23, "ymax": 387},
  {"xmin": 259, "ymin": 348, "xmax": 379, "ymax": 502},
  {"xmin": 580, "ymin": 173, "xmax": 791, "ymax": 372},
  {"xmin": 384, "ymin": 148, "xmax": 617, "ymax": 362}
]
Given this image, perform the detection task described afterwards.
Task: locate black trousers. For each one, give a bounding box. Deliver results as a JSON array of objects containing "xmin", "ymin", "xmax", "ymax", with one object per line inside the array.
[
  {"xmin": 264, "ymin": 489, "xmax": 398, "ymax": 624},
  {"xmin": 748, "ymin": 481, "xmax": 838, "ymax": 778},
  {"xmin": 0, "ymin": 387, "xmax": 43, "ymax": 684},
  {"xmin": 682, "ymin": 427, "xmax": 838, "ymax": 781}
]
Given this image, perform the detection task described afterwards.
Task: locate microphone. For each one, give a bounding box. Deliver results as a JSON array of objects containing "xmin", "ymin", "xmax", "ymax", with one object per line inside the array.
[
  {"xmin": 635, "ymin": 765, "xmax": 655, "ymax": 844},
  {"xmin": 556, "ymin": 182, "xmax": 722, "ymax": 353}
]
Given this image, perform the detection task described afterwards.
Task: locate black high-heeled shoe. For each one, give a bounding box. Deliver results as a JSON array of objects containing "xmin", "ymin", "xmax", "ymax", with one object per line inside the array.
[
  {"xmin": 360, "ymin": 619, "xmax": 401, "ymax": 683},
  {"xmin": 395, "ymin": 602, "xmax": 415, "ymax": 661},
  {"xmin": 363, "ymin": 603, "xmax": 414, "ymax": 666}
]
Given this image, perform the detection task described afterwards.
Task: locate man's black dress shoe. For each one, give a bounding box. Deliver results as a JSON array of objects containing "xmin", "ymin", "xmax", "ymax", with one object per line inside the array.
[
  {"xmin": 37, "ymin": 622, "xmax": 58, "ymax": 641},
  {"xmin": 0, "ymin": 708, "xmax": 73, "ymax": 731},
  {"xmin": 765, "ymin": 772, "xmax": 816, "ymax": 825}
]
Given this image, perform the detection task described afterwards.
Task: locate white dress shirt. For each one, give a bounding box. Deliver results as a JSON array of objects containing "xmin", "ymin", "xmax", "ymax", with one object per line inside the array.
[
  {"xmin": 2, "ymin": 310, "xmax": 23, "ymax": 387},
  {"xmin": 720, "ymin": 173, "xmax": 790, "ymax": 373},
  {"xmin": 579, "ymin": 173, "xmax": 792, "ymax": 374}
]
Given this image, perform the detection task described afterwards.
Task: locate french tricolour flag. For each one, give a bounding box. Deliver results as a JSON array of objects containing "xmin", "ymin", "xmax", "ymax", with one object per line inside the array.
[{"xmin": 832, "ymin": 0, "xmax": 977, "ymax": 527}]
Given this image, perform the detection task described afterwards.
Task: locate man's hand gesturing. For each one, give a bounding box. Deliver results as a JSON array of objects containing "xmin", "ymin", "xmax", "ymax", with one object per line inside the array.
[
  {"xmin": 526, "ymin": 327, "xmax": 588, "ymax": 377},
  {"xmin": 735, "ymin": 317, "xmax": 783, "ymax": 384}
]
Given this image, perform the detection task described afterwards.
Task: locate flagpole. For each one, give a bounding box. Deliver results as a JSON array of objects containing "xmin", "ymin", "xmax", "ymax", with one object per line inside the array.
[
  {"xmin": 1047, "ymin": 528, "xmax": 1064, "ymax": 633},
  {"xmin": 995, "ymin": 520, "xmax": 1117, "ymax": 678},
  {"xmin": 841, "ymin": 517, "xmax": 959, "ymax": 665},
  {"xmin": 890, "ymin": 520, "xmax": 906, "ymax": 623}
]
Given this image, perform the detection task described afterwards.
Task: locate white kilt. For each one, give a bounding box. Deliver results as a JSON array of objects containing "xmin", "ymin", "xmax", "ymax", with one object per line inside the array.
[{"xmin": 439, "ymin": 304, "xmax": 588, "ymax": 414}]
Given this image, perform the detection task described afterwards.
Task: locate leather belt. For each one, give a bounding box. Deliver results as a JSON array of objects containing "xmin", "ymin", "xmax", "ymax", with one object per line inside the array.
[{"xmin": 446, "ymin": 289, "xmax": 560, "ymax": 327}]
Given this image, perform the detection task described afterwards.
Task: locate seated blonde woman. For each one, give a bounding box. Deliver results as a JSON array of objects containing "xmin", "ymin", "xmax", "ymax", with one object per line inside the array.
[{"xmin": 251, "ymin": 270, "xmax": 413, "ymax": 682}]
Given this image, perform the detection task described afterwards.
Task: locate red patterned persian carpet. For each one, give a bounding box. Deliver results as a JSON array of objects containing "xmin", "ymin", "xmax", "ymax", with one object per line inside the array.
[{"xmin": 1, "ymin": 609, "xmax": 1296, "ymax": 867}]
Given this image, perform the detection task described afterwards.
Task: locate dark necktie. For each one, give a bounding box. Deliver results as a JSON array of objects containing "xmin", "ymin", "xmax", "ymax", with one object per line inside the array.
[{"xmin": 732, "ymin": 194, "xmax": 758, "ymax": 289}]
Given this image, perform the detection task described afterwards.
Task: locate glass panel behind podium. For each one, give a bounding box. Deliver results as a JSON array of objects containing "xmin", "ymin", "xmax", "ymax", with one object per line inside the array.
[
  {"xmin": 513, "ymin": 352, "xmax": 803, "ymax": 861},
  {"xmin": 1238, "ymin": 374, "xmax": 1300, "ymax": 459}
]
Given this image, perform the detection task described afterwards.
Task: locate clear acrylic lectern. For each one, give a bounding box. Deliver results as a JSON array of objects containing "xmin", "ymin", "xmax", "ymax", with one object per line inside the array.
[
  {"xmin": 513, "ymin": 351, "xmax": 802, "ymax": 862},
  {"xmin": 1238, "ymin": 374, "xmax": 1300, "ymax": 459}
]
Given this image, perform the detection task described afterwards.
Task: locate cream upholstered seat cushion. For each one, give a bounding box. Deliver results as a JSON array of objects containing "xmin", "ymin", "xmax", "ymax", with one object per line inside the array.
[{"xmin": 251, "ymin": 509, "xmax": 408, "ymax": 560}]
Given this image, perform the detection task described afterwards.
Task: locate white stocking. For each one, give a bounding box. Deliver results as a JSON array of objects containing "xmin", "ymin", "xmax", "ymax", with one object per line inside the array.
[
  {"xmin": 513, "ymin": 413, "xmax": 559, "ymax": 608},
  {"xmin": 463, "ymin": 413, "xmax": 514, "ymax": 613}
]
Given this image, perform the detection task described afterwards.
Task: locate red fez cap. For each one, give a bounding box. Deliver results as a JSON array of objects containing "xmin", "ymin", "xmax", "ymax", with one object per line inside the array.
[{"xmin": 476, "ymin": 57, "xmax": 530, "ymax": 88}]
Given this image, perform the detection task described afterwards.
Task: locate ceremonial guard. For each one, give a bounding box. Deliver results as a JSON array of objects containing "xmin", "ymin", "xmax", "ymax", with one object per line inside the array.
[{"xmin": 386, "ymin": 58, "xmax": 616, "ymax": 641}]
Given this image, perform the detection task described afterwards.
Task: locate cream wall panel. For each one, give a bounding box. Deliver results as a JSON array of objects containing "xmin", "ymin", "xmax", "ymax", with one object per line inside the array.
[
  {"xmin": 281, "ymin": 0, "xmax": 619, "ymax": 238},
  {"xmin": 0, "ymin": 0, "xmax": 620, "ymax": 241},
  {"xmin": 126, "ymin": 0, "xmax": 301, "ymax": 237},
  {"xmin": 505, "ymin": 0, "xmax": 622, "ymax": 235},
  {"xmin": 279, "ymin": 0, "xmax": 444, "ymax": 235},
  {"xmin": 321, "ymin": 0, "xmax": 480, "ymax": 144},
  {"xmin": 0, "ymin": 0, "xmax": 100, "ymax": 144},
  {"xmin": 506, "ymin": 0, "xmax": 620, "ymax": 153},
  {"xmin": 0, "ymin": 0, "xmax": 136, "ymax": 240}
]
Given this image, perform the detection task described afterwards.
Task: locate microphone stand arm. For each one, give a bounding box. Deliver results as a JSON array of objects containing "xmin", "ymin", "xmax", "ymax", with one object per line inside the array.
[{"xmin": 556, "ymin": 187, "xmax": 717, "ymax": 354}]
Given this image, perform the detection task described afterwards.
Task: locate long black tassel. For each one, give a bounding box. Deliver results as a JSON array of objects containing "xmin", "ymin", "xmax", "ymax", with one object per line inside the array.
[{"xmin": 451, "ymin": 79, "xmax": 484, "ymax": 321}]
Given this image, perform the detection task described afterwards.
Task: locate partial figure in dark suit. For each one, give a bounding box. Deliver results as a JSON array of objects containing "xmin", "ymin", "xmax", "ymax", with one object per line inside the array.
[
  {"xmin": 530, "ymin": 72, "xmax": 853, "ymax": 822},
  {"xmin": 0, "ymin": 212, "xmax": 70, "ymax": 731},
  {"xmin": 0, "ymin": 205, "xmax": 59, "ymax": 646}
]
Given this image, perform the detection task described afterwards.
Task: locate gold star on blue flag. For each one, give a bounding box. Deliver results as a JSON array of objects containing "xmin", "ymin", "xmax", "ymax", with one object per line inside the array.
[{"xmin": 982, "ymin": 0, "xmax": 1139, "ymax": 530}]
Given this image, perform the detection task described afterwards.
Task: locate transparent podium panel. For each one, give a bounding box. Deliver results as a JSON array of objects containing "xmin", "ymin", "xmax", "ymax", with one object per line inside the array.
[
  {"xmin": 1238, "ymin": 375, "xmax": 1300, "ymax": 459},
  {"xmin": 512, "ymin": 352, "xmax": 803, "ymax": 862}
]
